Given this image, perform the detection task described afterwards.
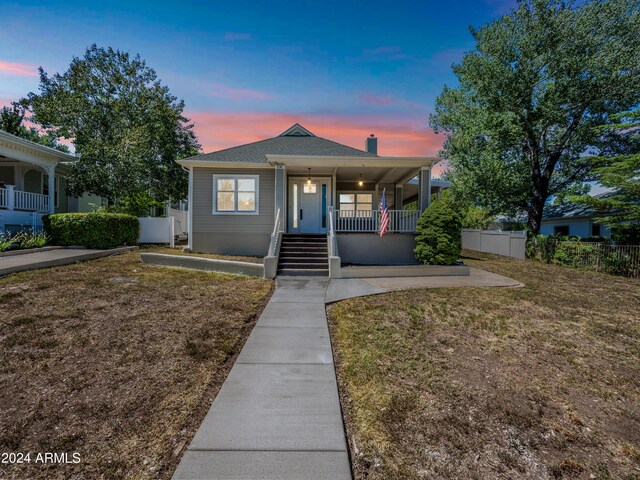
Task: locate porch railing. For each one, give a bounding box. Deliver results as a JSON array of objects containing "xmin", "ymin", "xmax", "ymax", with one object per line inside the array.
[
  {"xmin": 0, "ymin": 188, "xmax": 50, "ymax": 212},
  {"xmin": 333, "ymin": 209, "xmax": 420, "ymax": 233},
  {"xmin": 15, "ymin": 190, "xmax": 50, "ymax": 212}
]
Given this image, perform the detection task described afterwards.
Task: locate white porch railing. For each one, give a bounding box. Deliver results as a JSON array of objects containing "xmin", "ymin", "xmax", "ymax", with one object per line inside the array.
[
  {"xmin": 0, "ymin": 188, "xmax": 8, "ymax": 209},
  {"xmin": 14, "ymin": 190, "xmax": 50, "ymax": 212},
  {"xmin": 334, "ymin": 209, "xmax": 419, "ymax": 233},
  {"xmin": 0, "ymin": 187, "xmax": 50, "ymax": 212}
]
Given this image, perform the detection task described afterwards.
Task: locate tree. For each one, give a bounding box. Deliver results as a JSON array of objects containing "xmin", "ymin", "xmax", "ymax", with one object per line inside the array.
[
  {"xmin": 414, "ymin": 196, "xmax": 462, "ymax": 265},
  {"xmin": 25, "ymin": 44, "xmax": 200, "ymax": 202},
  {"xmin": 430, "ymin": 0, "xmax": 640, "ymax": 234},
  {"xmin": 574, "ymin": 111, "xmax": 640, "ymax": 225},
  {"xmin": 0, "ymin": 102, "xmax": 69, "ymax": 152}
]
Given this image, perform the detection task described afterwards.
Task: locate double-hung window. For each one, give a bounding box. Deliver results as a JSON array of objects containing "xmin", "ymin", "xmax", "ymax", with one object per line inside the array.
[{"xmin": 213, "ymin": 175, "xmax": 259, "ymax": 214}]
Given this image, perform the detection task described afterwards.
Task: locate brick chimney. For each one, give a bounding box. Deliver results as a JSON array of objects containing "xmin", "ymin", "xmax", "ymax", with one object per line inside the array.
[{"xmin": 365, "ymin": 134, "xmax": 377, "ymax": 154}]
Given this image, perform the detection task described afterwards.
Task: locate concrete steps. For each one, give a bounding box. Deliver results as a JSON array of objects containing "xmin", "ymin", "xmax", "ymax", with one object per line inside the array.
[{"xmin": 277, "ymin": 234, "xmax": 328, "ymax": 277}]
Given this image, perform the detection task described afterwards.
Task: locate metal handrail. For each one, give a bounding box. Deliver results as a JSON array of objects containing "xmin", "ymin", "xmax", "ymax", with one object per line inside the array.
[
  {"xmin": 327, "ymin": 206, "xmax": 338, "ymax": 257},
  {"xmin": 268, "ymin": 208, "xmax": 282, "ymax": 257}
]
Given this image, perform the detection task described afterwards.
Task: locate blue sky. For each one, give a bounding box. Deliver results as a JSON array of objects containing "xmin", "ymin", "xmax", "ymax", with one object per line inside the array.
[{"xmin": 0, "ymin": 0, "xmax": 517, "ymax": 172}]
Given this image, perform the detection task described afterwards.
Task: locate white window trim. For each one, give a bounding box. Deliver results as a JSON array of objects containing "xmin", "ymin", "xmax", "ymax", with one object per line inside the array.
[
  {"xmin": 338, "ymin": 190, "xmax": 374, "ymax": 210},
  {"xmin": 212, "ymin": 174, "xmax": 260, "ymax": 215}
]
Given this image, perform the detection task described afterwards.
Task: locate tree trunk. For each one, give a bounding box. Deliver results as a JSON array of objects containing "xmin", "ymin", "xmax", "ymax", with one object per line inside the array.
[{"xmin": 527, "ymin": 197, "xmax": 545, "ymax": 235}]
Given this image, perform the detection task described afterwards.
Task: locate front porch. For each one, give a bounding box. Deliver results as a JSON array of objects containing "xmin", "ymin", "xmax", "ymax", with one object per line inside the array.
[{"xmin": 0, "ymin": 130, "xmax": 79, "ymax": 233}]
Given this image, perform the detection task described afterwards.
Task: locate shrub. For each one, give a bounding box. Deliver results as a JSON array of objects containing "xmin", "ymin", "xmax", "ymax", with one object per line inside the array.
[
  {"xmin": 414, "ymin": 198, "xmax": 462, "ymax": 265},
  {"xmin": 43, "ymin": 213, "xmax": 139, "ymax": 249},
  {"xmin": 0, "ymin": 230, "xmax": 48, "ymax": 251}
]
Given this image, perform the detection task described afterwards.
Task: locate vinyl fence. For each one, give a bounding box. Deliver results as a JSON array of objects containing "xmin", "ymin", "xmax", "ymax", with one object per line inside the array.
[
  {"xmin": 461, "ymin": 229, "xmax": 527, "ymax": 259},
  {"xmin": 138, "ymin": 217, "xmax": 175, "ymax": 247}
]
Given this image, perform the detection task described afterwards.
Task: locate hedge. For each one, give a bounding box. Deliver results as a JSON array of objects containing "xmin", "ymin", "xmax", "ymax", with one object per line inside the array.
[
  {"xmin": 43, "ymin": 213, "xmax": 139, "ymax": 249},
  {"xmin": 414, "ymin": 197, "xmax": 462, "ymax": 265}
]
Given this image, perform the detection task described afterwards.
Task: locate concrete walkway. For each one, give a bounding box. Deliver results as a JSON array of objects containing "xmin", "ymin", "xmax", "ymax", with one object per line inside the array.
[
  {"xmin": 173, "ymin": 277, "xmax": 351, "ymax": 480},
  {"xmin": 326, "ymin": 267, "xmax": 523, "ymax": 303},
  {"xmin": 0, "ymin": 247, "xmax": 137, "ymax": 276}
]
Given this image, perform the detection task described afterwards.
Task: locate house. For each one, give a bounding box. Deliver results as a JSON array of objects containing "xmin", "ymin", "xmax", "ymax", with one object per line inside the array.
[
  {"xmin": 177, "ymin": 123, "xmax": 441, "ymax": 276},
  {"xmin": 540, "ymin": 197, "xmax": 611, "ymax": 238},
  {"xmin": 0, "ymin": 129, "xmax": 102, "ymax": 234}
]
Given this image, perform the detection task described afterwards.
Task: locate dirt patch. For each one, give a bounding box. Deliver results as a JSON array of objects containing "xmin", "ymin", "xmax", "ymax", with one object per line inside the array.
[
  {"xmin": 0, "ymin": 252, "xmax": 273, "ymax": 479},
  {"xmin": 328, "ymin": 252, "xmax": 640, "ymax": 479}
]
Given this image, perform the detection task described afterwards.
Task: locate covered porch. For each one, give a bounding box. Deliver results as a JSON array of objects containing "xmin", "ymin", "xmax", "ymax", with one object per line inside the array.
[
  {"xmin": 267, "ymin": 154, "xmax": 439, "ymax": 235},
  {"xmin": 0, "ymin": 130, "xmax": 77, "ymax": 233}
]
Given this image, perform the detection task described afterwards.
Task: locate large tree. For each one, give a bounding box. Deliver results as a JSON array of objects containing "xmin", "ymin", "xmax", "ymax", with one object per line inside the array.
[
  {"xmin": 574, "ymin": 111, "xmax": 640, "ymax": 225},
  {"xmin": 0, "ymin": 102, "xmax": 69, "ymax": 152},
  {"xmin": 430, "ymin": 0, "xmax": 640, "ymax": 233},
  {"xmin": 26, "ymin": 44, "xmax": 200, "ymax": 202}
]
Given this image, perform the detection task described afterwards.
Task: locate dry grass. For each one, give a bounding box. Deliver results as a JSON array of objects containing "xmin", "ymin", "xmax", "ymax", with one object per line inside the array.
[
  {"xmin": 0, "ymin": 252, "xmax": 273, "ymax": 479},
  {"xmin": 142, "ymin": 246, "xmax": 263, "ymax": 264},
  {"xmin": 329, "ymin": 251, "xmax": 640, "ymax": 480}
]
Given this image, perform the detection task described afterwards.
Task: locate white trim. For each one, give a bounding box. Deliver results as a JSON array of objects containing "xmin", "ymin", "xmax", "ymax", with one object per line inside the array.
[
  {"xmin": 0, "ymin": 130, "xmax": 76, "ymax": 163},
  {"xmin": 177, "ymin": 160, "xmax": 273, "ymax": 169},
  {"xmin": 212, "ymin": 174, "xmax": 260, "ymax": 215},
  {"xmin": 188, "ymin": 167, "xmax": 193, "ymax": 249},
  {"xmin": 266, "ymin": 155, "xmax": 439, "ymax": 168}
]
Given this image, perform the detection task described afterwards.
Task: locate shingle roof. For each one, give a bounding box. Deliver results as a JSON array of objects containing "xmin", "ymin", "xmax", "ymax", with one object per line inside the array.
[
  {"xmin": 542, "ymin": 193, "xmax": 612, "ymax": 219},
  {"xmin": 184, "ymin": 124, "xmax": 378, "ymax": 164}
]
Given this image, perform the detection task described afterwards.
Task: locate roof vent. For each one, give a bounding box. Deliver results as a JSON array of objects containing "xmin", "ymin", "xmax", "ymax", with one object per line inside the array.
[{"xmin": 365, "ymin": 134, "xmax": 377, "ymax": 154}]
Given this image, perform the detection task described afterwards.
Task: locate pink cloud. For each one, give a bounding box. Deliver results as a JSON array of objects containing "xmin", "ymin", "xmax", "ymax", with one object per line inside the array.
[
  {"xmin": 208, "ymin": 83, "xmax": 273, "ymax": 101},
  {"xmin": 186, "ymin": 111, "xmax": 445, "ymax": 160},
  {"xmin": 0, "ymin": 60, "xmax": 37, "ymax": 77},
  {"xmin": 359, "ymin": 93, "xmax": 426, "ymax": 111}
]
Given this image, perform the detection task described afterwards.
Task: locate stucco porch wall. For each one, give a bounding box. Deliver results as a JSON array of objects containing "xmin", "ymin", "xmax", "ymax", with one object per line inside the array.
[{"xmin": 336, "ymin": 233, "xmax": 419, "ymax": 265}]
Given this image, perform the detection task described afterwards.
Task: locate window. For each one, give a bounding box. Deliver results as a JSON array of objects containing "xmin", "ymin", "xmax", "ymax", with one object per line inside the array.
[
  {"xmin": 339, "ymin": 193, "xmax": 373, "ymax": 212},
  {"xmin": 303, "ymin": 183, "xmax": 317, "ymax": 194},
  {"xmin": 213, "ymin": 175, "xmax": 258, "ymax": 214},
  {"xmin": 591, "ymin": 223, "xmax": 601, "ymax": 237},
  {"xmin": 554, "ymin": 225, "xmax": 570, "ymax": 236}
]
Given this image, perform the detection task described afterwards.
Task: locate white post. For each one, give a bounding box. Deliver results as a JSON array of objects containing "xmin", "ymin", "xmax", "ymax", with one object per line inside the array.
[
  {"xmin": 6, "ymin": 185, "xmax": 15, "ymax": 210},
  {"xmin": 169, "ymin": 216, "xmax": 175, "ymax": 248},
  {"xmin": 47, "ymin": 166, "xmax": 55, "ymax": 214},
  {"xmin": 187, "ymin": 167, "xmax": 193, "ymax": 251}
]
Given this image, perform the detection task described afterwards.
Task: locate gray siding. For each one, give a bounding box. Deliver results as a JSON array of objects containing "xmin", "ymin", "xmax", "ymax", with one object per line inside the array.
[
  {"xmin": 337, "ymin": 233, "xmax": 418, "ymax": 265},
  {"xmin": 191, "ymin": 167, "xmax": 275, "ymax": 256}
]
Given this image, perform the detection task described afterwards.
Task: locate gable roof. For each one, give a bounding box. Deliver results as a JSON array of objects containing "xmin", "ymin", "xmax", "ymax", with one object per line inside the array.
[
  {"xmin": 182, "ymin": 124, "xmax": 378, "ymax": 164},
  {"xmin": 542, "ymin": 193, "xmax": 612, "ymax": 220}
]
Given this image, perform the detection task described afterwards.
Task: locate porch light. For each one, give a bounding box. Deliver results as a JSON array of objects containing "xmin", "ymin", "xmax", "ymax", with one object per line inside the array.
[
  {"xmin": 307, "ymin": 168, "xmax": 312, "ymax": 184},
  {"xmin": 357, "ymin": 173, "xmax": 364, "ymax": 187}
]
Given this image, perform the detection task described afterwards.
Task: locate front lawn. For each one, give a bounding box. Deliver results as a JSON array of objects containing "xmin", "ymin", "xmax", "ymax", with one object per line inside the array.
[
  {"xmin": 329, "ymin": 251, "xmax": 640, "ymax": 479},
  {"xmin": 0, "ymin": 252, "xmax": 273, "ymax": 479}
]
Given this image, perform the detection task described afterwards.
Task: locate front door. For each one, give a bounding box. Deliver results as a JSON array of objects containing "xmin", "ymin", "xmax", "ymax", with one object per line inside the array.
[{"xmin": 288, "ymin": 177, "xmax": 331, "ymax": 234}]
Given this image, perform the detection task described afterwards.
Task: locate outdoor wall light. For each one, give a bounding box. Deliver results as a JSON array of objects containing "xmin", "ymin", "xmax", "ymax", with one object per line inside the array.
[
  {"xmin": 358, "ymin": 173, "xmax": 364, "ymax": 187},
  {"xmin": 307, "ymin": 168, "xmax": 312, "ymax": 184}
]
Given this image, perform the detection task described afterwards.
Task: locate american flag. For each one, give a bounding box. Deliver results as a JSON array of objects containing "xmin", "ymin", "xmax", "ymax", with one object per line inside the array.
[{"xmin": 379, "ymin": 188, "xmax": 389, "ymax": 237}]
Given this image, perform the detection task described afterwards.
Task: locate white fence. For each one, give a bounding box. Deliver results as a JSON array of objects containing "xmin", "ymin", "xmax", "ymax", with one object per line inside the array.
[
  {"xmin": 334, "ymin": 209, "xmax": 419, "ymax": 233},
  {"xmin": 138, "ymin": 217, "xmax": 175, "ymax": 247},
  {"xmin": 462, "ymin": 229, "xmax": 527, "ymax": 259},
  {"xmin": 168, "ymin": 208, "xmax": 188, "ymax": 237}
]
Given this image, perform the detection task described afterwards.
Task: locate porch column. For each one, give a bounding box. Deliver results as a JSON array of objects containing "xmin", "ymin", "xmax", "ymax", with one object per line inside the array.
[
  {"xmin": 395, "ymin": 184, "xmax": 403, "ymax": 209},
  {"xmin": 46, "ymin": 165, "xmax": 55, "ymax": 214},
  {"xmin": 418, "ymin": 167, "xmax": 431, "ymax": 214},
  {"xmin": 6, "ymin": 185, "xmax": 15, "ymax": 210},
  {"xmin": 274, "ymin": 165, "xmax": 286, "ymax": 231}
]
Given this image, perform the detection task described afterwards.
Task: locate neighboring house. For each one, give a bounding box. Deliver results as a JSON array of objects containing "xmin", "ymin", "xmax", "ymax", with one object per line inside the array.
[
  {"xmin": 540, "ymin": 198, "xmax": 611, "ymax": 238},
  {"xmin": 0, "ymin": 129, "xmax": 103, "ymax": 234},
  {"xmin": 177, "ymin": 124, "xmax": 441, "ymax": 273}
]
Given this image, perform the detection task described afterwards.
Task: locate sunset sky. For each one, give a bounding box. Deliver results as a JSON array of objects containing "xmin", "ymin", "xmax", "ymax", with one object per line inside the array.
[{"xmin": 0, "ymin": 0, "xmax": 517, "ymax": 176}]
